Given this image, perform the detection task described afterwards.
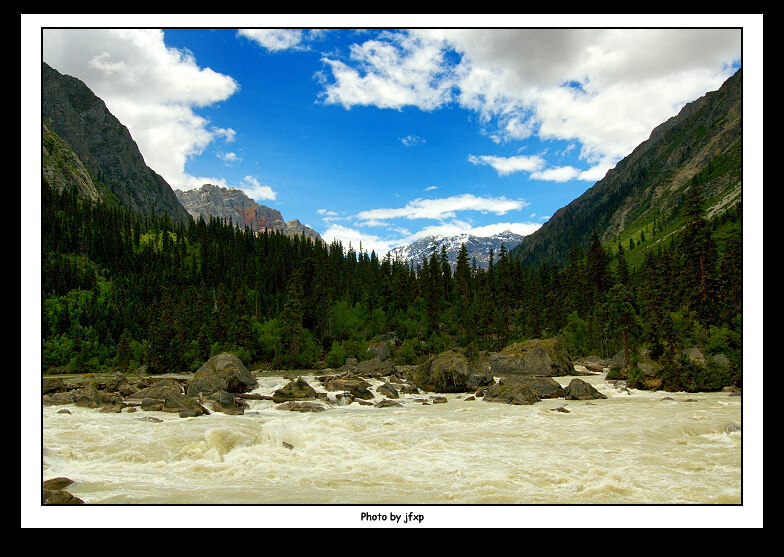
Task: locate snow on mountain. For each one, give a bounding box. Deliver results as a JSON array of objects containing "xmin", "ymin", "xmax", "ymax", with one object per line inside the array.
[{"xmin": 387, "ymin": 231, "xmax": 526, "ymax": 269}]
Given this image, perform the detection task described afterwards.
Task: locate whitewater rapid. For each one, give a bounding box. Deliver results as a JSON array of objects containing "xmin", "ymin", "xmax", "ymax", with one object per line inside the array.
[{"xmin": 40, "ymin": 373, "xmax": 743, "ymax": 512}]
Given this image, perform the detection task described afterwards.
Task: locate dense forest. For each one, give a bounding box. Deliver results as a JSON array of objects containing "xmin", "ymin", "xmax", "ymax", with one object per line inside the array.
[{"xmin": 40, "ymin": 174, "xmax": 742, "ymax": 391}]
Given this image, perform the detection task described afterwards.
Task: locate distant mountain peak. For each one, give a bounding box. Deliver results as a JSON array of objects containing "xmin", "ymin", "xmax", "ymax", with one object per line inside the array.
[
  {"xmin": 388, "ymin": 230, "xmax": 526, "ymax": 269},
  {"xmin": 175, "ymin": 183, "xmax": 323, "ymax": 243}
]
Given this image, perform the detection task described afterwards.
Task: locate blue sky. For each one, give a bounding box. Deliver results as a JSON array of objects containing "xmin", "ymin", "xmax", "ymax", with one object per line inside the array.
[{"xmin": 35, "ymin": 19, "xmax": 745, "ymax": 256}]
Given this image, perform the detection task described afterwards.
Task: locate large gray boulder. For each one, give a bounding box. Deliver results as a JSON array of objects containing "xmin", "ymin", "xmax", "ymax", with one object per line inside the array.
[
  {"xmin": 272, "ymin": 377, "xmax": 318, "ymax": 403},
  {"xmin": 321, "ymin": 375, "xmax": 375, "ymax": 400},
  {"xmin": 482, "ymin": 338, "xmax": 574, "ymax": 376},
  {"xmin": 511, "ymin": 376, "xmax": 567, "ymax": 399},
  {"xmin": 129, "ymin": 379, "xmax": 209, "ymax": 417},
  {"xmin": 483, "ymin": 377, "xmax": 541, "ymax": 405},
  {"xmin": 410, "ymin": 350, "xmax": 494, "ymax": 393},
  {"xmin": 42, "ymin": 377, "xmax": 66, "ymax": 395},
  {"xmin": 73, "ymin": 383, "xmax": 112, "ymax": 408},
  {"xmin": 564, "ymin": 378, "xmax": 608, "ymax": 400},
  {"xmin": 186, "ymin": 353, "xmax": 258, "ymax": 397}
]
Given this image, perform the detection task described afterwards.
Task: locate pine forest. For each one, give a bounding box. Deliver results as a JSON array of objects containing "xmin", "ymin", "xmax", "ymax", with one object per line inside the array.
[{"xmin": 41, "ymin": 172, "xmax": 742, "ymax": 393}]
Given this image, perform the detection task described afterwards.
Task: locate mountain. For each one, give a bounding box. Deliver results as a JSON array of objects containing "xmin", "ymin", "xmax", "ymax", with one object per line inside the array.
[
  {"xmin": 42, "ymin": 120, "xmax": 103, "ymax": 204},
  {"xmin": 175, "ymin": 183, "xmax": 323, "ymax": 243},
  {"xmin": 388, "ymin": 231, "xmax": 526, "ymax": 269},
  {"xmin": 41, "ymin": 62, "xmax": 192, "ymax": 224},
  {"xmin": 511, "ymin": 68, "xmax": 742, "ymax": 268}
]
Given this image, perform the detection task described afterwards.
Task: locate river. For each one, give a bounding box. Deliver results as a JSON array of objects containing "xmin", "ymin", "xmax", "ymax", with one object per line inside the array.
[{"xmin": 34, "ymin": 372, "xmax": 754, "ymax": 526}]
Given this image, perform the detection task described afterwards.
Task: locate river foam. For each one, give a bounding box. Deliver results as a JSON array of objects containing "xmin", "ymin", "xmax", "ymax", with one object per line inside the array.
[{"xmin": 41, "ymin": 374, "xmax": 742, "ymax": 507}]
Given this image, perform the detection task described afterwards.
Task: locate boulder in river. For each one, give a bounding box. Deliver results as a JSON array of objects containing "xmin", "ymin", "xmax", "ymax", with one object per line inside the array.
[
  {"xmin": 185, "ymin": 352, "xmax": 258, "ymax": 397},
  {"xmin": 42, "ymin": 477, "xmax": 83, "ymax": 505},
  {"xmin": 275, "ymin": 401, "xmax": 325, "ymax": 412},
  {"xmin": 483, "ymin": 377, "xmax": 541, "ymax": 405},
  {"xmin": 511, "ymin": 376, "xmax": 567, "ymax": 399},
  {"xmin": 564, "ymin": 378, "xmax": 608, "ymax": 400},
  {"xmin": 129, "ymin": 379, "xmax": 209, "ymax": 417},
  {"xmin": 42, "ymin": 377, "xmax": 66, "ymax": 395},
  {"xmin": 321, "ymin": 375, "xmax": 375, "ymax": 400},
  {"xmin": 481, "ymin": 338, "xmax": 574, "ymax": 376},
  {"xmin": 272, "ymin": 377, "xmax": 318, "ymax": 403},
  {"xmin": 376, "ymin": 382, "xmax": 400, "ymax": 399},
  {"xmin": 207, "ymin": 390, "xmax": 246, "ymax": 415},
  {"xmin": 410, "ymin": 350, "xmax": 494, "ymax": 393}
]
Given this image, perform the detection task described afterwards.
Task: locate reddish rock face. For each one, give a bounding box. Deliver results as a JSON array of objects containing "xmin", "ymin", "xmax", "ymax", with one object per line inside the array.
[{"xmin": 175, "ymin": 184, "xmax": 323, "ymax": 243}]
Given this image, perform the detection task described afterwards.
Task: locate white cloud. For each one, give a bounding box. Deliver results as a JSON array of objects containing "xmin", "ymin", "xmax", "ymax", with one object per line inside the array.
[
  {"xmin": 469, "ymin": 222, "xmax": 542, "ymax": 237},
  {"xmin": 212, "ymin": 127, "xmax": 236, "ymax": 142},
  {"xmin": 424, "ymin": 185, "xmax": 438, "ymax": 191},
  {"xmin": 322, "ymin": 191, "xmax": 537, "ymax": 256},
  {"xmin": 217, "ymin": 151, "xmax": 241, "ymax": 165},
  {"xmin": 42, "ymin": 29, "xmax": 238, "ymax": 190},
  {"xmin": 322, "ymin": 224, "xmax": 396, "ymax": 256},
  {"xmin": 319, "ymin": 31, "xmax": 455, "ymax": 110},
  {"xmin": 318, "ymin": 28, "xmax": 741, "ymax": 181},
  {"xmin": 237, "ymin": 29, "xmax": 304, "ymax": 51},
  {"xmin": 239, "ymin": 175, "xmax": 277, "ymax": 201},
  {"xmin": 468, "ymin": 154, "xmax": 546, "ymax": 176},
  {"xmin": 530, "ymin": 165, "xmax": 581, "ymax": 183},
  {"xmin": 324, "ymin": 218, "xmax": 541, "ymax": 259},
  {"xmin": 400, "ymin": 134, "xmax": 426, "ymax": 146},
  {"xmin": 356, "ymin": 194, "xmax": 527, "ymax": 224}
]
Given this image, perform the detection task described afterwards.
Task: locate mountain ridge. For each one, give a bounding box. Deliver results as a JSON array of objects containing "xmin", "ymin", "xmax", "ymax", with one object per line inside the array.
[
  {"xmin": 175, "ymin": 183, "xmax": 323, "ymax": 243},
  {"xmin": 41, "ymin": 62, "xmax": 192, "ymax": 224},
  {"xmin": 388, "ymin": 231, "xmax": 526, "ymax": 269},
  {"xmin": 510, "ymin": 68, "xmax": 742, "ymax": 268}
]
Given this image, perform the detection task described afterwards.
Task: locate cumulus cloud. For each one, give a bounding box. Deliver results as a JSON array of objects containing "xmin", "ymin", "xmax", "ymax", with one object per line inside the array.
[
  {"xmin": 317, "ymin": 28, "xmax": 741, "ymax": 181},
  {"xmin": 318, "ymin": 31, "xmax": 455, "ymax": 111},
  {"xmin": 42, "ymin": 29, "xmax": 239, "ymax": 190}
]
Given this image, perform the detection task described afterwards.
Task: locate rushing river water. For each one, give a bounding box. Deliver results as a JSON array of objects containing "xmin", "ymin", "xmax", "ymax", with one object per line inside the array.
[{"xmin": 38, "ymin": 372, "xmax": 746, "ymax": 518}]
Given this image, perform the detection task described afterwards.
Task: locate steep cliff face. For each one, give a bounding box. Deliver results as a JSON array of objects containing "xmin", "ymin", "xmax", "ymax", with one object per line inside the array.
[
  {"xmin": 511, "ymin": 69, "xmax": 742, "ymax": 268},
  {"xmin": 175, "ymin": 184, "xmax": 323, "ymax": 243},
  {"xmin": 41, "ymin": 62, "xmax": 192, "ymax": 224}
]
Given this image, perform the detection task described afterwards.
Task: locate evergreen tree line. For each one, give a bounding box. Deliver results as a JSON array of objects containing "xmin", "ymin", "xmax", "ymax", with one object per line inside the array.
[{"xmin": 40, "ymin": 178, "xmax": 741, "ymax": 389}]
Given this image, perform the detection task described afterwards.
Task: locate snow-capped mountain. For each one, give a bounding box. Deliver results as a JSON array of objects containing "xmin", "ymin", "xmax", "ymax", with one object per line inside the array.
[{"xmin": 387, "ymin": 231, "xmax": 526, "ymax": 269}]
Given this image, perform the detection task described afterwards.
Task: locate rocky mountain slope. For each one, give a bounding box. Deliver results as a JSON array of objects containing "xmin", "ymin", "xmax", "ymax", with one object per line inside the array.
[
  {"xmin": 42, "ymin": 121, "xmax": 103, "ymax": 204},
  {"xmin": 388, "ymin": 231, "xmax": 526, "ymax": 269},
  {"xmin": 41, "ymin": 62, "xmax": 192, "ymax": 224},
  {"xmin": 175, "ymin": 184, "xmax": 323, "ymax": 243},
  {"xmin": 511, "ymin": 68, "xmax": 742, "ymax": 268}
]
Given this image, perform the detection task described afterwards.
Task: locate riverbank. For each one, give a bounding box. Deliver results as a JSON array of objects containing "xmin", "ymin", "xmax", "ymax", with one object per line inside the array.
[{"xmin": 41, "ymin": 371, "xmax": 742, "ymax": 507}]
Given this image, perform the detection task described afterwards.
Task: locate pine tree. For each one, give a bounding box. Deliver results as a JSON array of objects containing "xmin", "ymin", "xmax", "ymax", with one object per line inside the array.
[
  {"xmin": 586, "ymin": 231, "xmax": 611, "ymax": 304},
  {"xmin": 603, "ymin": 284, "xmax": 640, "ymax": 370},
  {"xmin": 615, "ymin": 242, "xmax": 630, "ymax": 286},
  {"xmin": 116, "ymin": 327, "xmax": 132, "ymax": 373},
  {"xmin": 274, "ymin": 275, "xmax": 306, "ymax": 369},
  {"xmin": 716, "ymin": 231, "xmax": 742, "ymax": 323},
  {"xmin": 453, "ymin": 243, "xmax": 472, "ymax": 344},
  {"xmin": 678, "ymin": 182, "xmax": 718, "ymax": 327}
]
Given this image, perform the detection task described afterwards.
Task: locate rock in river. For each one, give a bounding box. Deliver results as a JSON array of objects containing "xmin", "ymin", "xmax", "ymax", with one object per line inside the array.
[{"xmin": 185, "ymin": 352, "xmax": 258, "ymax": 397}]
